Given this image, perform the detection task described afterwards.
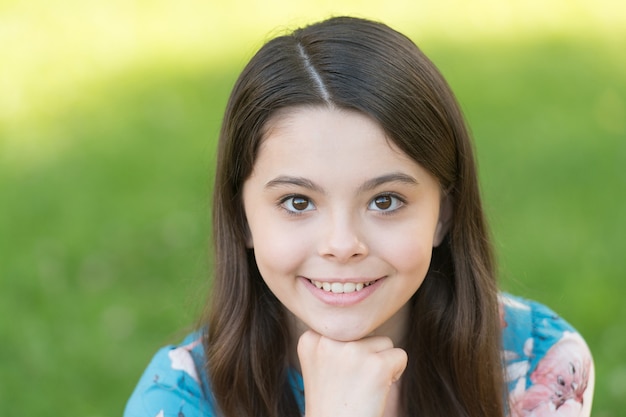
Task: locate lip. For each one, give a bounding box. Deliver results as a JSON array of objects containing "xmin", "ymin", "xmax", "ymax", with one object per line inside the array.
[{"xmin": 299, "ymin": 276, "xmax": 385, "ymax": 307}]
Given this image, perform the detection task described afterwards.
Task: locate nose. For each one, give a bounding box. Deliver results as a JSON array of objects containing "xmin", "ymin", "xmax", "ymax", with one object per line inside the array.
[{"xmin": 318, "ymin": 213, "xmax": 369, "ymax": 262}]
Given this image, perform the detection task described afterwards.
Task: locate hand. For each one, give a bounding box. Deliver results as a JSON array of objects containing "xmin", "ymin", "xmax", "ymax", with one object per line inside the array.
[{"xmin": 297, "ymin": 330, "xmax": 408, "ymax": 417}]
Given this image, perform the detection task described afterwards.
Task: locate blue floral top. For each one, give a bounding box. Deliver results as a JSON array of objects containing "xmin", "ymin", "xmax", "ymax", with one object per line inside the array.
[{"xmin": 124, "ymin": 294, "xmax": 594, "ymax": 417}]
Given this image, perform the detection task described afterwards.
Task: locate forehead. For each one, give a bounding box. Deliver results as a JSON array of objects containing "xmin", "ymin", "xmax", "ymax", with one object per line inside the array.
[
  {"xmin": 248, "ymin": 106, "xmax": 438, "ymax": 191},
  {"xmin": 258, "ymin": 106, "xmax": 407, "ymax": 162}
]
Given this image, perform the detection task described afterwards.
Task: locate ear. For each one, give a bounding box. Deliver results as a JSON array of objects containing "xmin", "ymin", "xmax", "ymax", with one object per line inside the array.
[{"xmin": 433, "ymin": 192, "xmax": 453, "ymax": 247}]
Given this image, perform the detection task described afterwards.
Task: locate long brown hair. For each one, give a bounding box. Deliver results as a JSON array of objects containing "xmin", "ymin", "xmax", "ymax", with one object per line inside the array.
[{"xmin": 204, "ymin": 16, "xmax": 505, "ymax": 417}]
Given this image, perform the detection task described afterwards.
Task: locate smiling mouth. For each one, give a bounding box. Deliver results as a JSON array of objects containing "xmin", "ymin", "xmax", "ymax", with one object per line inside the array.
[{"xmin": 308, "ymin": 279, "xmax": 379, "ymax": 294}]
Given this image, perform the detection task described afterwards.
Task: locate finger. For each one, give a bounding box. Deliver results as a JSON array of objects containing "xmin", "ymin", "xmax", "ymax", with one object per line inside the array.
[
  {"xmin": 352, "ymin": 335, "xmax": 395, "ymax": 353},
  {"xmin": 297, "ymin": 329, "xmax": 322, "ymax": 358},
  {"xmin": 385, "ymin": 347, "xmax": 408, "ymax": 382}
]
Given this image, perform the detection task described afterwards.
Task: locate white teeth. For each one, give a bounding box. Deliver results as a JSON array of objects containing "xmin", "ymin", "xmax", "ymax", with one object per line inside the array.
[
  {"xmin": 331, "ymin": 283, "xmax": 343, "ymax": 293},
  {"xmin": 311, "ymin": 280, "xmax": 374, "ymax": 293}
]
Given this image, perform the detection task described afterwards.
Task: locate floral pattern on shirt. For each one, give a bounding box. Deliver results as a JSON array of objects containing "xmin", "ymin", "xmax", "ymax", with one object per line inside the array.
[
  {"xmin": 124, "ymin": 294, "xmax": 593, "ymax": 417},
  {"xmin": 500, "ymin": 295, "xmax": 593, "ymax": 416}
]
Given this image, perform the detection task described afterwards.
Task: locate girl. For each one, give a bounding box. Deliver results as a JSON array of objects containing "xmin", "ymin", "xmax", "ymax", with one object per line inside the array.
[{"xmin": 125, "ymin": 16, "xmax": 594, "ymax": 417}]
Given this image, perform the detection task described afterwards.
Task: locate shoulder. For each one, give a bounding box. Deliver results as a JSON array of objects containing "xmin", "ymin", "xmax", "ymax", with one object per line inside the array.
[
  {"xmin": 499, "ymin": 293, "xmax": 595, "ymax": 417},
  {"xmin": 124, "ymin": 332, "xmax": 215, "ymax": 417}
]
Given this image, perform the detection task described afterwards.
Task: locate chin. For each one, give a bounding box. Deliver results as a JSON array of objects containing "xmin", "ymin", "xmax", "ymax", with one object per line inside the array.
[
  {"xmin": 314, "ymin": 327, "xmax": 371, "ymax": 342},
  {"xmin": 288, "ymin": 311, "xmax": 377, "ymax": 342}
]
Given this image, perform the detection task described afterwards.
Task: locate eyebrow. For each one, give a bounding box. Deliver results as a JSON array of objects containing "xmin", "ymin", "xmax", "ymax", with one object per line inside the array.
[
  {"xmin": 264, "ymin": 172, "xmax": 418, "ymax": 193},
  {"xmin": 265, "ymin": 176, "xmax": 325, "ymax": 193},
  {"xmin": 358, "ymin": 172, "xmax": 419, "ymax": 192}
]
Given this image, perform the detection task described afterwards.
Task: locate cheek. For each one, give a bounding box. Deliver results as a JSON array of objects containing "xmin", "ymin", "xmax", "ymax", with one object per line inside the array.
[
  {"xmin": 251, "ymin": 223, "xmax": 308, "ymax": 276},
  {"xmin": 395, "ymin": 240, "xmax": 433, "ymax": 276},
  {"xmin": 375, "ymin": 223, "xmax": 436, "ymax": 274}
]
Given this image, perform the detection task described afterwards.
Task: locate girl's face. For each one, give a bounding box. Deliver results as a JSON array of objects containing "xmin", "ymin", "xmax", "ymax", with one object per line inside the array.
[{"xmin": 242, "ymin": 107, "xmax": 448, "ymax": 346}]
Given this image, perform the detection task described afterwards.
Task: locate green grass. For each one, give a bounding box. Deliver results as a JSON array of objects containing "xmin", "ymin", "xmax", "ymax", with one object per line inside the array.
[
  {"xmin": 1, "ymin": 2, "xmax": 625, "ymax": 416},
  {"xmin": 433, "ymin": 35, "xmax": 626, "ymax": 415}
]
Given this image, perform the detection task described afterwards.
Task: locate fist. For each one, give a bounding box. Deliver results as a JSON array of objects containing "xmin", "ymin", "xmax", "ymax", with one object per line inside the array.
[{"xmin": 297, "ymin": 330, "xmax": 407, "ymax": 417}]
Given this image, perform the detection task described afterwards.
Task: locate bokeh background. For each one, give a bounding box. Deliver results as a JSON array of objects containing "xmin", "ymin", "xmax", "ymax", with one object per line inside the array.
[{"xmin": 1, "ymin": 0, "xmax": 624, "ymax": 415}]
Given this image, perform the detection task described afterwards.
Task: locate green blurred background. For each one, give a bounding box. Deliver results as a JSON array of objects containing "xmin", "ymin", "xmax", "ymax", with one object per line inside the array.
[{"xmin": 1, "ymin": 0, "xmax": 624, "ymax": 415}]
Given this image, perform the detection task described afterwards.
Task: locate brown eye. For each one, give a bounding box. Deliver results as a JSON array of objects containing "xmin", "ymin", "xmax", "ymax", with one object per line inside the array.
[
  {"xmin": 292, "ymin": 197, "xmax": 310, "ymax": 211},
  {"xmin": 368, "ymin": 194, "xmax": 404, "ymax": 212},
  {"xmin": 374, "ymin": 195, "xmax": 392, "ymax": 210},
  {"xmin": 281, "ymin": 196, "xmax": 315, "ymax": 213}
]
